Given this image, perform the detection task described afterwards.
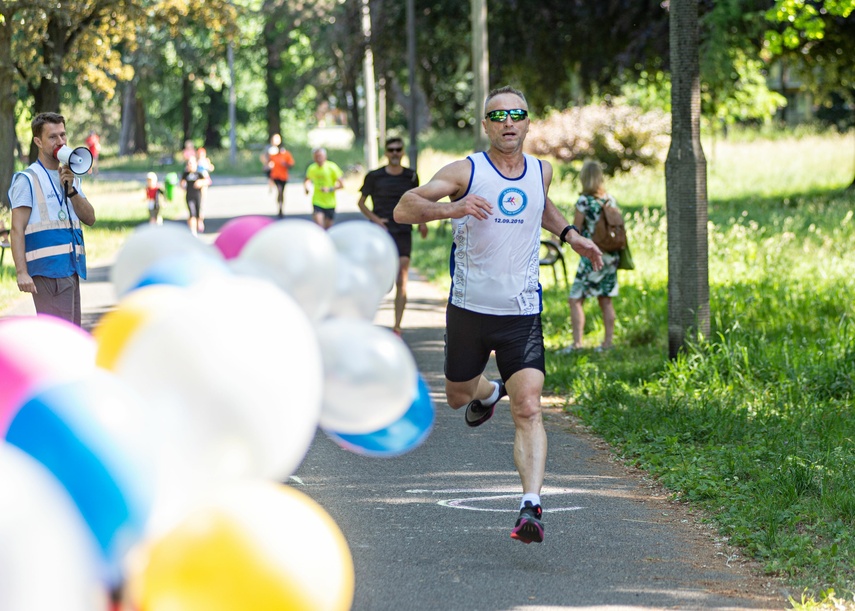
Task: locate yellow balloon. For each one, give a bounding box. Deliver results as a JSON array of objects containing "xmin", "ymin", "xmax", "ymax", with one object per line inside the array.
[
  {"xmin": 93, "ymin": 286, "xmax": 186, "ymax": 370},
  {"xmin": 134, "ymin": 483, "xmax": 354, "ymax": 611}
]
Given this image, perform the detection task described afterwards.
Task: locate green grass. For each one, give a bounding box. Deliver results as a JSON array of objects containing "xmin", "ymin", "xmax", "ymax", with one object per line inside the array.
[{"xmin": 412, "ymin": 131, "xmax": 855, "ymax": 604}]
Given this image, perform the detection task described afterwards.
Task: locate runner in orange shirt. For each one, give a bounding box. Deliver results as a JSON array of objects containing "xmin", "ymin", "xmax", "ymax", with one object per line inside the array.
[{"xmin": 268, "ymin": 146, "xmax": 295, "ymax": 217}]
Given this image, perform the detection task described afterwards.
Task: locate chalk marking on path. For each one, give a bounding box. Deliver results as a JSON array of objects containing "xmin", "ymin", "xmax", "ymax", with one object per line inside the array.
[{"xmin": 407, "ymin": 487, "xmax": 585, "ymax": 513}]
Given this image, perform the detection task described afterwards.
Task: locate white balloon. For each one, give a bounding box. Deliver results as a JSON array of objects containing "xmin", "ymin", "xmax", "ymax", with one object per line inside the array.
[
  {"xmin": 111, "ymin": 223, "xmax": 221, "ymax": 298},
  {"xmin": 107, "ymin": 275, "xmax": 324, "ymax": 531},
  {"xmin": 327, "ymin": 254, "xmax": 385, "ymax": 321},
  {"xmin": 0, "ymin": 316, "xmax": 96, "ymax": 429},
  {"xmin": 239, "ymin": 219, "xmax": 338, "ymax": 321},
  {"xmin": 317, "ymin": 318, "xmax": 417, "ymax": 434},
  {"xmin": 0, "ymin": 444, "xmax": 108, "ymax": 611},
  {"xmin": 328, "ymin": 221, "xmax": 399, "ymax": 295}
]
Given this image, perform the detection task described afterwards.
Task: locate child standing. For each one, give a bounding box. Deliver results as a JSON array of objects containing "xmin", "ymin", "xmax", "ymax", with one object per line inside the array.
[
  {"xmin": 559, "ymin": 159, "xmax": 621, "ymax": 354},
  {"xmin": 145, "ymin": 172, "xmax": 165, "ymax": 225}
]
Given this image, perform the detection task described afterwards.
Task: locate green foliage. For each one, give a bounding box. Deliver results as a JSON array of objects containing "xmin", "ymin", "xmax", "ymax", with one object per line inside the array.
[
  {"xmin": 762, "ymin": 0, "xmax": 855, "ymax": 105},
  {"xmin": 698, "ymin": 0, "xmax": 788, "ymax": 126},
  {"xmin": 525, "ymin": 102, "xmax": 671, "ymax": 175},
  {"xmin": 765, "ymin": 0, "xmax": 855, "ymax": 54}
]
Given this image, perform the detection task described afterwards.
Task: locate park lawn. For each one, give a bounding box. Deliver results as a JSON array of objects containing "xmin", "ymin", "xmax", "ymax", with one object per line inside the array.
[{"xmin": 414, "ymin": 131, "xmax": 855, "ymax": 603}]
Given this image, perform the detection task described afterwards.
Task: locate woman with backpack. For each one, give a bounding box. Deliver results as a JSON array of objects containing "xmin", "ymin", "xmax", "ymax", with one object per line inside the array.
[{"xmin": 558, "ymin": 159, "xmax": 622, "ymax": 354}]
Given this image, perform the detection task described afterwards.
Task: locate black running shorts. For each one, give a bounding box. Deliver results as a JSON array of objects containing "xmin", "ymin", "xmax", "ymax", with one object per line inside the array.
[
  {"xmin": 390, "ymin": 231, "xmax": 413, "ymax": 258},
  {"xmin": 313, "ymin": 205, "xmax": 336, "ymax": 220},
  {"xmin": 444, "ymin": 303, "xmax": 545, "ymax": 383}
]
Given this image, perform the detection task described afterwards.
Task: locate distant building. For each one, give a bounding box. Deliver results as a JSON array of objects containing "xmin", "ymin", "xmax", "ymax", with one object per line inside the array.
[{"xmin": 767, "ymin": 61, "xmax": 814, "ymax": 124}]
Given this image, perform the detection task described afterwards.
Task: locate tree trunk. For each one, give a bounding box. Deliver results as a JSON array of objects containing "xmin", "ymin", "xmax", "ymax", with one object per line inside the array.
[
  {"xmin": 665, "ymin": 0, "xmax": 709, "ymax": 358},
  {"xmin": 263, "ymin": 20, "xmax": 283, "ymax": 139},
  {"xmin": 133, "ymin": 93, "xmax": 147, "ymax": 153},
  {"xmin": 391, "ymin": 78, "xmax": 431, "ymax": 134},
  {"xmin": 348, "ymin": 83, "xmax": 362, "ymax": 140},
  {"xmin": 182, "ymin": 75, "xmax": 192, "ymax": 146},
  {"xmin": 0, "ymin": 9, "xmax": 17, "ymax": 210},
  {"xmin": 203, "ymin": 85, "xmax": 226, "ymax": 149},
  {"xmin": 29, "ymin": 77, "xmax": 63, "ymax": 162},
  {"xmin": 119, "ymin": 80, "xmax": 135, "ymax": 156},
  {"xmin": 30, "ymin": 14, "xmax": 66, "ymax": 162}
]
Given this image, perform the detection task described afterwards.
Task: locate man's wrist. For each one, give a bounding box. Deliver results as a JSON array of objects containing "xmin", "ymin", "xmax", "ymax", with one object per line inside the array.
[
  {"xmin": 67, "ymin": 187, "xmax": 79, "ymax": 198},
  {"xmin": 560, "ymin": 224, "xmax": 580, "ymax": 243}
]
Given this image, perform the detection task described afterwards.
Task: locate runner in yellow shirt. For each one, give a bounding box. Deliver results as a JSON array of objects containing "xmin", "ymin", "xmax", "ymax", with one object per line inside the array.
[{"xmin": 303, "ymin": 147, "xmax": 344, "ymax": 229}]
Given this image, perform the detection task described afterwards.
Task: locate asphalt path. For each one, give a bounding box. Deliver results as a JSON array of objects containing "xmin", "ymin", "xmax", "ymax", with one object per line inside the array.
[{"xmin": 2, "ymin": 176, "xmax": 787, "ymax": 610}]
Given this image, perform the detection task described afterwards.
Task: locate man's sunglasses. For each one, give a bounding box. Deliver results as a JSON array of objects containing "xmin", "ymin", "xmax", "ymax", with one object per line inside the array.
[
  {"xmin": 386, "ymin": 146, "xmax": 403, "ymax": 152},
  {"xmin": 485, "ymin": 109, "xmax": 528, "ymax": 122}
]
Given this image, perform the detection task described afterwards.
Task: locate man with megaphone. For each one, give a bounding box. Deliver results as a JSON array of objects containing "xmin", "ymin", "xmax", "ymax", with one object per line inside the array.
[{"xmin": 7, "ymin": 112, "xmax": 96, "ymax": 326}]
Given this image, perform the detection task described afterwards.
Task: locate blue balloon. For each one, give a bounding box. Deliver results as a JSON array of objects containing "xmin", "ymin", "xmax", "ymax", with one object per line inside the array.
[
  {"xmin": 4, "ymin": 371, "xmax": 154, "ymax": 586},
  {"xmin": 324, "ymin": 374, "xmax": 434, "ymax": 457},
  {"xmin": 131, "ymin": 251, "xmax": 228, "ymax": 291}
]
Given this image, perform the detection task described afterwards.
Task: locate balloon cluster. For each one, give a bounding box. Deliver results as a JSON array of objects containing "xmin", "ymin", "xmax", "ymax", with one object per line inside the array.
[{"xmin": 0, "ymin": 217, "xmax": 434, "ymax": 610}]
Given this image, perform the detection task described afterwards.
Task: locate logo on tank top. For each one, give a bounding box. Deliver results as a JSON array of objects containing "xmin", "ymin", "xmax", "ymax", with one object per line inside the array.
[{"xmin": 498, "ymin": 188, "xmax": 527, "ymax": 216}]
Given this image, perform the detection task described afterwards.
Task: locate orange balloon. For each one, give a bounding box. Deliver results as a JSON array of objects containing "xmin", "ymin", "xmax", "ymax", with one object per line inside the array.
[{"xmin": 134, "ymin": 483, "xmax": 354, "ymax": 611}]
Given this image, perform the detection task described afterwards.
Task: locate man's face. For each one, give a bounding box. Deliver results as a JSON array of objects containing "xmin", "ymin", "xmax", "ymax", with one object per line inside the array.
[
  {"xmin": 313, "ymin": 150, "xmax": 326, "ymax": 165},
  {"xmin": 482, "ymin": 93, "xmax": 529, "ymax": 151},
  {"xmin": 34, "ymin": 122, "xmax": 67, "ymax": 160},
  {"xmin": 385, "ymin": 141, "xmax": 404, "ymax": 164}
]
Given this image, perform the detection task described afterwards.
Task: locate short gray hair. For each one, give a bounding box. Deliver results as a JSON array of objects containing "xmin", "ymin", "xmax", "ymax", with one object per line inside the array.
[{"xmin": 484, "ymin": 86, "xmax": 527, "ymax": 114}]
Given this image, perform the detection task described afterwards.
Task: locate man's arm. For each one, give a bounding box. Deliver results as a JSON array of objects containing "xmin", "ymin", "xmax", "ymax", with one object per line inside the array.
[
  {"xmin": 542, "ymin": 196, "xmax": 602, "ymax": 270},
  {"xmin": 394, "ymin": 159, "xmax": 493, "ymax": 224},
  {"xmin": 11, "ymin": 206, "xmax": 36, "ymax": 294},
  {"xmin": 357, "ymin": 193, "xmax": 385, "ymax": 226},
  {"xmin": 68, "ymin": 191, "xmax": 96, "ymax": 227},
  {"xmin": 61, "ymin": 167, "xmax": 95, "ymax": 226},
  {"xmin": 539, "ymin": 160, "xmax": 603, "ymax": 270}
]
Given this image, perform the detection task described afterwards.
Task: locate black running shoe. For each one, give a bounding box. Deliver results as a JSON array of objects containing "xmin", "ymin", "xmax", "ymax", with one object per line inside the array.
[
  {"xmin": 510, "ymin": 501, "xmax": 544, "ymax": 544},
  {"xmin": 464, "ymin": 379, "xmax": 506, "ymax": 427}
]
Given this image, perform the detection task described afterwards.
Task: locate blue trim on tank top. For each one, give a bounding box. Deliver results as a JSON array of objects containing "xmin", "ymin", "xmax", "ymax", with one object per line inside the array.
[{"xmin": 481, "ymin": 151, "xmax": 527, "ymax": 181}]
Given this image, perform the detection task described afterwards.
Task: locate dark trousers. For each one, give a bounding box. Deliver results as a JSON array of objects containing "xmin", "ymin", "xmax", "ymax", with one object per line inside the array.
[{"xmin": 32, "ymin": 274, "xmax": 81, "ymax": 326}]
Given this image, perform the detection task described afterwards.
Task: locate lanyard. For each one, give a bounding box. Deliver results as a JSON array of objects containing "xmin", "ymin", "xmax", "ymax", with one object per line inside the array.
[{"xmin": 35, "ymin": 159, "xmax": 72, "ymax": 222}]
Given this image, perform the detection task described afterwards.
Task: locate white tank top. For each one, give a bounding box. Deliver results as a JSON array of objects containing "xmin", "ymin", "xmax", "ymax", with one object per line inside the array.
[{"xmin": 449, "ymin": 152, "xmax": 545, "ymax": 315}]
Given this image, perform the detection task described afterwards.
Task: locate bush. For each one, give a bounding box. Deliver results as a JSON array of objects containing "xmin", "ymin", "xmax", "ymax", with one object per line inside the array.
[{"xmin": 526, "ymin": 101, "xmax": 671, "ymax": 175}]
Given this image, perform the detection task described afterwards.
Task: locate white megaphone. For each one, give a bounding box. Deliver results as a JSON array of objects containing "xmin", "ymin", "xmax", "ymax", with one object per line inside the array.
[{"xmin": 54, "ymin": 145, "xmax": 93, "ymax": 175}]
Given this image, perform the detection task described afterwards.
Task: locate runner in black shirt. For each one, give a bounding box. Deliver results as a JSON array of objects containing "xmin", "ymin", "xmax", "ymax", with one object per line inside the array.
[
  {"xmin": 180, "ymin": 156, "xmax": 210, "ymax": 235},
  {"xmin": 357, "ymin": 137, "xmax": 428, "ymax": 336}
]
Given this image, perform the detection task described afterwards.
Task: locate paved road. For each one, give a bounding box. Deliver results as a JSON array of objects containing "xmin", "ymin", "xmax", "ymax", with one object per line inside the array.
[{"xmin": 2, "ymin": 178, "xmax": 786, "ymax": 610}]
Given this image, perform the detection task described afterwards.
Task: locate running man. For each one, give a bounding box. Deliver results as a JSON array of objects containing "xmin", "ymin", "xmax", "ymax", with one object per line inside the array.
[
  {"xmin": 303, "ymin": 148, "xmax": 344, "ymax": 229},
  {"xmin": 394, "ymin": 86, "xmax": 603, "ymax": 543},
  {"xmin": 357, "ymin": 137, "xmax": 428, "ymax": 336}
]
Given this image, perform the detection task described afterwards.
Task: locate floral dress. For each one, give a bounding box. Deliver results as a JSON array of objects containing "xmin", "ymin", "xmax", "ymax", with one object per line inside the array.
[{"xmin": 568, "ymin": 193, "xmax": 620, "ymax": 299}]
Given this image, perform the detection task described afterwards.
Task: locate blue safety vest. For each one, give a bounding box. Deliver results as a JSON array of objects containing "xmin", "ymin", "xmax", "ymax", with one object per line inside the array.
[{"xmin": 13, "ymin": 167, "xmax": 87, "ymax": 279}]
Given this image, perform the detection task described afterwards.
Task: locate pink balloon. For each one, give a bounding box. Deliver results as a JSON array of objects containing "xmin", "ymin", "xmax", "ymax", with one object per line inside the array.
[
  {"xmin": 214, "ymin": 216, "xmax": 275, "ymax": 260},
  {"xmin": 0, "ymin": 316, "xmax": 96, "ymax": 435}
]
